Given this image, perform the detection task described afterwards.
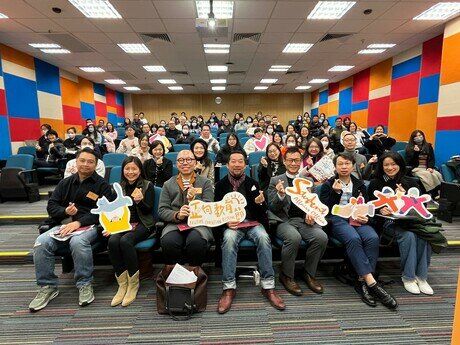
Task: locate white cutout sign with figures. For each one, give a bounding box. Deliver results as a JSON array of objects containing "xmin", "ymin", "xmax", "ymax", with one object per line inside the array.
[
  {"xmin": 332, "ymin": 195, "xmax": 375, "ymax": 219},
  {"xmin": 91, "ymin": 183, "xmax": 133, "ymax": 234},
  {"xmin": 187, "ymin": 192, "xmax": 247, "ymax": 227},
  {"xmin": 285, "ymin": 178, "xmax": 329, "ymax": 226}
]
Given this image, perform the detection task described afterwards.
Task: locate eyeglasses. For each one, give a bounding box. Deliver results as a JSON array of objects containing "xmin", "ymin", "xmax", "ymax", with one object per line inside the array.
[
  {"xmin": 343, "ymin": 138, "xmax": 356, "ymax": 142},
  {"xmin": 285, "ymin": 158, "xmax": 301, "ymax": 164},
  {"xmin": 177, "ymin": 158, "xmax": 195, "ymax": 164}
]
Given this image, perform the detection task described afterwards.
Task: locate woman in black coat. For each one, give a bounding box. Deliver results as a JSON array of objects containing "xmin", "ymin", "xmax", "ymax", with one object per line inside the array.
[{"xmin": 143, "ymin": 140, "xmax": 173, "ymax": 187}]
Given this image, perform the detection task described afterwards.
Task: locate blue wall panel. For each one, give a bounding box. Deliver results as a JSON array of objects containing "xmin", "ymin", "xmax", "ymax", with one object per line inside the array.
[
  {"xmin": 116, "ymin": 91, "xmax": 124, "ymax": 105},
  {"xmin": 419, "ymin": 74, "xmax": 440, "ymax": 104},
  {"xmin": 392, "ymin": 56, "xmax": 421, "ymax": 79},
  {"xmin": 3, "ymin": 73, "xmax": 39, "ymax": 119},
  {"xmin": 93, "ymin": 83, "xmax": 106, "ymax": 96},
  {"xmin": 80, "ymin": 102, "xmax": 95, "ymax": 120},
  {"xmin": 319, "ymin": 90, "xmax": 328, "ymax": 105},
  {"xmin": 338, "ymin": 88, "xmax": 352, "ymax": 115},
  {"xmin": 0, "ymin": 116, "xmax": 11, "ymax": 159},
  {"xmin": 34, "ymin": 58, "xmax": 60, "ymax": 96},
  {"xmin": 435, "ymin": 130, "xmax": 460, "ymax": 164},
  {"xmin": 352, "ymin": 100, "xmax": 368, "ymax": 112}
]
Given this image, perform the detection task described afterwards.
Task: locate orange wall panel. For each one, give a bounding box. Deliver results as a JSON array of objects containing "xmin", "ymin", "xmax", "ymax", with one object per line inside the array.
[
  {"xmin": 339, "ymin": 77, "xmax": 353, "ymax": 91},
  {"xmin": 370, "ymin": 59, "xmax": 392, "ymax": 91},
  {"xmin": 78, "ymin": 77, "xmax": 95, "ymax": 104},
  {"xmin": 40, "ymin": 118, "xmax": 65, "ymax": 138},
  {"xmin": 61, "ymin": 78, "xmax": 80, "ymax": 108},
  {"xmin": 351, "ymin": 109, "xmax": 368, "ymax": 128},
  {"xmin": 440, "ymin": 33, "xmax": 460, "ymax": 85},
  {"xmin": 318, "ymin": 104, "xmax": 328, "ymax": 116},
  {"xmin": 416, "ymin": 103, "xmax": 438, "ymax": 144},
  {"xmin": 328, "ymin": 100, "xmax": 338, "ymax": 116},
  {"xmin": 388, "ymin": 98, "xmax": 418, "ymax": 141},
  {"xmin": 0, "ymin": 44, "xmax": 35, "ymax": 69},
  {"xmin": 311, "ymin": 90, "xmax": 319, "ymax": 103}
]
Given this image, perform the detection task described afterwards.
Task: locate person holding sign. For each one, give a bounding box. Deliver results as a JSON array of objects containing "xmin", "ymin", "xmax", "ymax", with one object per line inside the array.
[
  {"xmin": 29, "ymin": 148, "xmax": 113, "ymax": 312},
  {"xmin": 103, "ymin": 157, "xmax": 155, "ymax": 307},
  {"xmin": 369, "ymin": 152, "xmax": 435, "ymax": 296},
  {"xmin": 319, "ymin": 153, "xmax": 398, "ymax": 309},
  {"xmin": 158, "ymin": 150, "xmax": 214, "ymax": 266},
  {"xmin": 268, "ymin": 147, "xmax": 328, "ymax": 296},
  {"xmin": 215, "ymin": 151, "xmax": 285, "ymax": 314},
  {"xmin": 299, "ymin": 138, "xmax": 325, "ymax": 183}
]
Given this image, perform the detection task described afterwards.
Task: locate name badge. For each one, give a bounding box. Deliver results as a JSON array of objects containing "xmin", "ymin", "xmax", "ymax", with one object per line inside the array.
[
  {"xmin": 86, "ymin": 191, "xmax": 99, "ymax": 201},
  {"xmin": 194, "ymin": 187, "xmax": 202, "ymax": 194}
]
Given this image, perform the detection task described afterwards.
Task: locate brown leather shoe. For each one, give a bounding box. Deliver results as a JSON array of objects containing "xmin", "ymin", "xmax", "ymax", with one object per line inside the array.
[
  {"xmin": 261, "ymin": 289, "xmax": 286, "ymax": 311},
  {"xmin": 279, "ymin": 272, "xmax": 302, "ymax": 296},
  {"xmin": 217, "ymin": 289, "xmax": 236, "ymax": 314},
  {"xmin": 303, "ymin": 272, "xmax": 323, "ymax": 294}
]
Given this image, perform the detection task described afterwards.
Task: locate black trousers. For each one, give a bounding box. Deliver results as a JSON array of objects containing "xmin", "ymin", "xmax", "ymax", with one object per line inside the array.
[
  {"xmin": 107, "ymin": 223, "xmax": 151, "ymax": 275},
  {"xmin": 161, "ymin": 229, "xmax": 208, "ymax": 266}
]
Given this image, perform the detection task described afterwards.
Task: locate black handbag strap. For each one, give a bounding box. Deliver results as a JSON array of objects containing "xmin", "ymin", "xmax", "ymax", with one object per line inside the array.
[{"xmin": 166, "ymin": 286, "xmax": 195, "ymax": 321}]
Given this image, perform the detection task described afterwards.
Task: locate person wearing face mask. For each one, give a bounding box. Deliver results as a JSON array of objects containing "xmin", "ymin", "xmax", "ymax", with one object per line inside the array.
[
  {"xmin": 36, "ymin": 124, "xmax": 52, "ymax": 159},
  {"xmin": 63, "ymin": 127, "xmax": 79, "ymax": 158},
  {"xmin": 64, "ymin": 137, "xmax": 105, "ymax": 178},
  {"xmin": 189, "ymin": 118, "xmax": 201, "ymax": 135},
  {"xmin": 83, "ymin": 124, "xmax": 103, "ymax": 146},
  {"xmin": 143, "ymin": 141, "xmax": 173, "ymax": 187},
  {"xmin": 265, "ymin": 124, "xmax": 275, "ymax": 140},
  {"xmin": 319, "ymin": 134, "xmax": 335, "ymax": 160},
  {"xmin": 103, "ymin": 122, "xmax": 118, "ymax": 153},
  {"xmin": 175, "ymin": 124, "xmax": 195, "ymax": 144},
  {"xmin": 281, "ymin": 134, "xmax": 300, "ymax": 157},
  {"xmin": 405, "ymin": 130, "xmax": 443, "ymax": 198},
  {"xmin": 319, "ymin": 113, "xmax": 326, "ymax": 124},
  {"xmin": 234, "ymin": 116, "xmax": 248, "ymax": 131}
]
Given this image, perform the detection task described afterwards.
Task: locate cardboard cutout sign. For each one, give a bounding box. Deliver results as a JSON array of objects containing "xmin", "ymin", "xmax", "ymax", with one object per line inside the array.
[
  {"xmin": 285, "ymin": 178, "xmax": 329, "ymax": 226},
  {"xmin": 91, "ymin": 182, "xmax": 133, "ymax": 234},
  {"xmin": 332, "ymin": 195, "xmax": 375, "ymax": 219},
  {"xmin": 187, "ymin": 192, "xmax": 247, "ymax": 227},
  {"xmin": 370, "ymin": 186, "xmax": 433, "ymax": 219},
  {"xmin": 254, "ymin": 136, "xmax": 268, "ymax": 151},
  {"xmin": 308, "ymin": 156, "xmax": 335, "ymax": 181}
]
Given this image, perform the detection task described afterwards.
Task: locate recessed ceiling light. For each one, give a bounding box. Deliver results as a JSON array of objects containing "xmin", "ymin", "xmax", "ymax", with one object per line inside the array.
[
  {"xmin": 282, "ymin": 43, "xmax": 314, "ymax": 53},
  {"xmin": 40, "ymin": 49, "xmax": 71, "ymax": 54},
  {"xmin": 117, "ymin": 43, "xmax": 150, "ymax": 54},
  {"xmin": 143, "ymin": 65, "xmax": 166, "ymax": 72},
  {"xmin": 29, "ymin": 43, "xmax": 61, "ymax": 48},
  {"xmin": 358, "ymin": 49, "xmax": 386, "ymax": 54},
  {"xmin": 367, "ymin": 43, "xmax": 396, "ymax": 49},
  {"xmin": 169, "ymin": 86, "xmax": 183, "ymax": 91},
  {"xmin": 124, "ymin": 86, "xmax": 140, "ymax": 91},
  {"xmin": 328, "ymin": 65, "xmax": 354, "ymax": 72},
  {"xmin": 208, "ymin": 65, "xmax": 228, "ymax": 72},
  {"xmin": 307, "ymin": 1, "xmax": 356, "ymax": 20},
  {"xmin": 254, "ymin": 86, "xmax": 268, "ymax": 90},
  {"xmin": 210, "ymin": 79, "xmax": 227, "ymax": 84},
  {"xmin": 205, "ymin": 48, "xmax": 230, "ymax": 54},
  {"xmin": 309, "ymin": 79, "xmax": 329, "ymax": 84},
  {"xmin": 79, "ymin": 67, "xmax": 105, "ymax": 73},
  {"xmin": 68, "ymin": 0, "xmax": 122, "ymax": 19},
  {"xmin": 0, "ymin": 13, "xmax": 8, "ymax": 18},
  {"xmin": 204, "ymin": 44, "xmax": 230, "ymax": 49},
  {"xmin": 413, "ymin": 3, "xmax": 460, "ymax": 20},
  {"xmin": 269, "ymin": 65, "xmax": 291, "ymax": 72},
  {"xmin": 105, "ymin": 79, "xmax": 125, "ymax": 84},
  {"xmin": 196, "ymin": 1, "xmax": 234, "ymax": 19},
  {"xmin": 212, "ymin": 86, "xmax": 226, "ymax": 91},
  {"xmin": 295, "ymin": 86, "xmax": 312, "ymax": 90},
  {"xmin": 260, "ymin": 79, "xmax": 278, "ymax": 84},
  {"xmin": 158, "ymin": 79, "xmax": 176, "ymax": 84}
]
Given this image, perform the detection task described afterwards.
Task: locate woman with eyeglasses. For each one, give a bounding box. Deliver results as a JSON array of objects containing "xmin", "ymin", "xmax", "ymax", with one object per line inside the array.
[
  {"xmin": 258, "ymin": 143, "xmax": 286, "ymax": 192},
  {"xmin": 215, "ymin": 133, "xmax": 244, "ymax": 167}
]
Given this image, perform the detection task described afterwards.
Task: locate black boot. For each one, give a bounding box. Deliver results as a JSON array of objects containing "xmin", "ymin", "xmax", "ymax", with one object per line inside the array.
[
  {"xmin": 354, "ymin": 281, "xmax": 376, "ymax": 307},
  {"xmin": 369, "ymin": 283, "xmax": 398, "ymax": 310}
]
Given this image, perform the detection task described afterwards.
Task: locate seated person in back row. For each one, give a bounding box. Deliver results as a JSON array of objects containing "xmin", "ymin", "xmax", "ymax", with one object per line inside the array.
[
  {"xmin": 158, "ymin": 150, "xmax": 214, "ymax": 266},
  {"xmin": 319, "ymin": 153, "xmax": 398, "ymax": 310},
  {"xmin": 34, "ymin": 129, "xmax": 66, "ymax": 169},
  {"xmin": 215, "ymin": 151, "xmax": 285, "ymax": 314},
  {"xmin": 64, "ymin": 137, "xmax": 105, "ymax": 178},
  {"xmin": 29, "ymin": 148, "xmax": 113, "ymax": 312}
]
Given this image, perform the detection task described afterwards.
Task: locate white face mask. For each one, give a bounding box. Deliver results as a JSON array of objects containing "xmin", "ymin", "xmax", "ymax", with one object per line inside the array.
[
  {"xmin": 321, "ymin": 141, "xmax": 329, "ymax": 149},
  {"xmin": 183, "ymin": 130, "xmax": 189, "ymax": 135},
  {"xmin": 88, "ymin": 127, "xmax": 94, "ymax": 133},
  {"xmin": 287, "ymin": 142, "xmax": 296, "ymax": 148},
  {"xmin": 267, "ymin": 128, "xmax": 274, "ymax": 134},
  {"xmin": 414, "ymin": 136, "xmax": 424, "ymax": 144},
  {"xmin": 81, "ymin": 144, "xmax": 94, "ymax": 150}
]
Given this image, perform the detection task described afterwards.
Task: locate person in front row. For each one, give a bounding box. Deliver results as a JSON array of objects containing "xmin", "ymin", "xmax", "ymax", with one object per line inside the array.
[
  {"xmin": 215, "ymin": 151, "xmax": 285, "ymax": 314},
  {"xmin": 268, "ymin": 148, "xmax": 328, "ymax": 296},
  {"xmin": 103, "ymin": 156, "xmax": 155, "ymax": 307},
  {"xmin": 29, "ymin": 148, "xmax": 113, "ymax": 312},
  {"xmin": 319, "ymin": 153, "xmax": 398, "ymax": 309},
  {"xmin": 158, "ymin": 150, "xmax": 214, "ymax": 266}
]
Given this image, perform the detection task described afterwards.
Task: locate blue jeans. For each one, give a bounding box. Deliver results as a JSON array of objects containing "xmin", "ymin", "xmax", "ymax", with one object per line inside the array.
[
  {"xmin": 221, "ymin": 224, "xmax": 275, "ymax": 290},
  {"xmin": 330, "ymin": 216, "xmax": 379, "ymax": 276},
  {"xmin": 33, "ymin": 226, "xmax": 98, "ymax": 288},
  {"xmin": 384, "ymin": 222, "xmax": 431, "ymax": 279}
]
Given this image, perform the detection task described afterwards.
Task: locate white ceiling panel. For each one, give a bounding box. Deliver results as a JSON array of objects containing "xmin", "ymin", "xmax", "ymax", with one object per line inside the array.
[
  {"xmin": 111, "ymin": 0, "xmax": 159, "ymax": 19},
  {"xmin": 265, "ymin": 19, "xmax": 303, "ymax": 33},
  {"xmin": 15, "ymin": 19, "xmax": 65, "ymax": 33},
  {"xmin": 0, "ymin": 20, "xmax": 34, "ymax": 33},
  {"xmin": 73, "ymin": 32, "xmax": 111, "ymax": 44},
  {"xmin": 297, "ymin": 20, "xmax": 337, "ymax": 33},
  {"xmin": 379, "ymin": 2, "xmax": 436, "ymax": 20},
  {"xmin": 331, "ymin": 19, "xmax": 373, "ymax": 33},
  {"xmin": 53, "ymin": 18, "xmax": 101, "ymax": 33},
  {"xmin": 271, "ymin": 1, "xmax": 316, "ymax": 19},
  {"xmin": 25, "ymin": 0, "xmax": 84, "ymax": 18},
  {"xmin": 234, "ymin": 1, "xmax": 276, "ymax": 19},
  {"xmin": 260, "ymin": 32, "xmax": 293, "ymax": 44},
  {"xmin": 233, "ymin": 19, "xmax": 268, "ymax": 32},
  {"xmin": 391, "ymin": 20, "xmax": 441, "ymax": 34},
  {"xmin": 364, "ymin": 19, "xmax": 407, "ymax": 34},
  {"xmin": 153, "ymin": 1, "xmax": 197, "ymax": 19},
  {"xmin": 162, "ymin": 19, "xmax": 197, "ymax": 33},
  {"xmin": 92, "ymin": 19, "xmax": 134, "ymax": 33},
  {"xmin": 2, "ymin": 1, "xmax": 47, "ymax": 19},
  {"xmin": 126, "ymin": 19, "xmax": 167, "ymax": 32},
  {"xmin": 170, "ymin": 33, "xmax": 204, "ymax": 45},
  {"xmin": 344, "ymin": 1, "xmax": 397, "ymax": 20},
  {"xmin": 106, "ymin": 32, "xmax": 140, "ymax": 42}
]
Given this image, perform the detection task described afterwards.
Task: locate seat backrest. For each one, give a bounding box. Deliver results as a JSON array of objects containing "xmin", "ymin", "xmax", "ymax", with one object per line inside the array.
[
  {"xmin": 391, "ymin": 141, "xmax": 408, "ymax": 152},
  {"xmin": 172, "ymin": 165, "xmax": 178, "ymax": 176},
  {"xmin": 174, "ymin": 144, "xmax": 191, "ymax": 152},
  {"xmin": 103, "ymin": 153, "xmax": 127, "ymax": 167},
  {"xmin": 219, "ymin": 165, "xmax": 250, "ymax": 180},
  {"xmin": 6, "ymin": 154, "xmax": 34, "ymax": 170},
  {"xmin": 397, "ymin": 150, "xmax": 406, "ymax": 162},
  {"xmin": 441, "ymin": 164, "xmax": 456, "ymax": 183},
  {"xmin": 219, "ymin": 137, "xmax": 227, "ymax": 146},
  {"xmin": 248, "ymin": 151, "xmax": 265, "ymax": 166},
  {"xmin": 17, "ymin": 146, "xmax": 36, "ymax": 157},
  {"xmin": 115, "ymin": 127, "xmax": 125, "ymax": 138},
  {"xmin": 153, "ymin": 186, "xmax": 162, "ymax": 219},
  {"xmin": 239, "ymin": 137, "xmax": 250, "ymax": 147},
  {"xmin": 109, "ymin": 166, "xmax": 122, "ymax": 184},
  {"xmin": 165, "ymin": 152, "xmax": 179, "ymax": 163},
  {"xmin": 169, "ymin": 137, "xmax": 176, "ymax": 145},
  {"xmin": 208, "ymin": 152, "xmax": 216, "ymax": 162}
]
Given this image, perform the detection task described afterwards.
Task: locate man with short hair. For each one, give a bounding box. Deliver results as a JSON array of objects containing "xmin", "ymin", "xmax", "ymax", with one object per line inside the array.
[
  {"xmin": 268, "ymin": 148, "xmax": 328, "ymax": 296},
  {"xmin": 341, "ymin": 132, "xmax": 375, "ymax": 180},
  {"xmin": 272, "ymin": 116, "xmax": 284, "ymax": 133},
  {"xmin": 158, "ymin": 150, "xmax": 214, "ymax": 266},
  {"xmin": 29, "ymin": 148, "xmax": 113, "ymax": 312},
  {"xmin": 199, "ymin": 124, "xmax": 220, "ymax": 154},
  {"xmin": 330, "ymin": 118, "xmax": 345, "ymax": 153},
  {"xmin": 132, "ymin": 113, "xmax": 142, "ymax": 129},
  {"xmin": 166, "ymin": 120, "xmax": 181, "ymax": 139},
  {"xmin": 215, "ymin": 151, "xmax": 285, "ymax": 314}
]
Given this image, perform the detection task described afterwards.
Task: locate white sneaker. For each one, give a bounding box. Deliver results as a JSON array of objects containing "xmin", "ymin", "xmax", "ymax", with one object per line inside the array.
[
  {"xmin": 402, "ymin": 277, "xmax": 420, "ymax": 294},
  {"xmin": 416, "ymin": 277, "xmax": 434, "ymax": 295}
]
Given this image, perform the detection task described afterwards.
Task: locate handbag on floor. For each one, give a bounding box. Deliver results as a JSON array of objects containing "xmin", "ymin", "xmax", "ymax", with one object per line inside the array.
[{"xmin": 156, "ymin": 265, "xmax": 208, "ymax": 321}]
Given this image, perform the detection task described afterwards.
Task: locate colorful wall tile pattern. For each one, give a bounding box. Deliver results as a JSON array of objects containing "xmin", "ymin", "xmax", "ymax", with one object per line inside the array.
[
  {"xmin": 0, "ymin": 44, "xmax": 125, "ymax": 159},
  {"xmin": 310, "ymin": 34, "xmax": 444, "ymax": 156}
]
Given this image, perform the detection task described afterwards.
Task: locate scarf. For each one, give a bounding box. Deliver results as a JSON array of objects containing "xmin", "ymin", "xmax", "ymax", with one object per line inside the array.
[{"xmin": 228, "ymin": 173, "xmax": 246, "ymax": 191}]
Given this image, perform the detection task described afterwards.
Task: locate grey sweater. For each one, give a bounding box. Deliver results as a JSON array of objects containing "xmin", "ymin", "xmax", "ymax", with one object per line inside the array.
[{"xmin": 158, "ymin": 174, "xmax": 214, "ymax": 241}]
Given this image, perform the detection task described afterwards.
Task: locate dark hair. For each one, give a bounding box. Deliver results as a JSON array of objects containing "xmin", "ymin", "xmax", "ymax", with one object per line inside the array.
[
  {"xmin": 322, "ymin": 119, "xmax": 330, "ymax": 127},
  {"xmin": 201, "ymin": 124, "xmax": 211, "ymax": 131},
  {"xmin": 303, "ymin": 137, "xmax": 324, "ymax": 159},
  {"xmin": 407, "ymin": 129, "xmax": 429, "ymax": 154},
  {"xmin": 286, "ymin": 124, "xmax": 296, "ymax": 133},
  {"xmin": 125, "ymin": 125, "xmax": 135, "ymax": 131},
  {"xmin": 226, "ymin": 133, "xmax": 240, "ymax": 147},
  {"xmin": 191, "ymin": 138, "xmax": 211, "ymax": 167},
  {"xmin": 120, "ymin": 156, "xmax": 145, "ymax": 187},
  {"xmin": 66, "ymin": 127, "xmax": 76, "ymax": 133},
  {"xmin": 335, "ymin": 117, "xmax": 342, "ymax": 123},
  {"xmin": 333, "ymin": 152, "xmax": 355, "ymax": 166},
  {"xmin": 228, "ymin": 150, "xmax": 247, "ymax": 162},
  {"xmin": 76, "ymin": 147, "xmax": 98, "ymax": 163},
  {"xmin": 124, "ymin": 118, "xmax": 131, "ymax": 125},
  {"xmin": 149, "ymin": 140, "xmax": 165, "ymax": 156},
  {"xmin": 150, "ymin": 123, "xmax": 159, "ymax": 131},
  {"xmin": 375, "ymin": 151, "xmax": 406, "ymax": 182},
  {"xmin": 265, "ymin": 143, "xmax": 283, "ymax": 164},
  {"xmin": 300, "ymin": 126, "xmax": 310, "ymax": 137},
  {"xmin": 106, "ymin": 122, "xmax": 115, "ymax": 132},
  {"xmin": 138, "ymin": 133, "xmax": 150, "ymax": 144},
  {"xmin": 349, "ymin": 121, "xmax": 358, "ymax": 131},
  {"xmin": 285, "ymin": 134, "xmax": 298, "ymax": 146},
  {"xmin": 78, "ymin": 136, "xmax": 95, "ymax": 146},
  {"xmin": 284, "ymin": 147, "xmax": 301, "ymax": 159},
  {"xmin": 157, "ymin": 126, "xmax": 166, "ymax": 132},
  {"xmin": 408, "ymin": 129, "xmax": 426, "ymax": 145},
  {"xmin": 46, "ymin": 129, "xmax": 58, "ymax": 137},
  {"xmin": 41, "ymin": 124, "xmax": 52, "ymax": 131},
  {"xmin": 343, "ymin": 117, "xmax": 351, "ymax": 125},
  {"xmin": 374, "ymin": 124, "xmax": 385, "ymax": 132},
  {"xmin": 272, "ymin": 132, "xmax": 283, "ymax": 144},
  {"xmin": 254, "ymin": 127, "xmax": 263, "ymax": 135},
  {"xmin": 319, "ymin": 133, "xmax": 331, "ymax": 149}
]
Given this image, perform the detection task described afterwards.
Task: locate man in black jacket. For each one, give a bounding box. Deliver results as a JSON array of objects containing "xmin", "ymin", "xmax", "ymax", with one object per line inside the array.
[
  {"xmin": 29, "ymin": 148, "xmax": 113, "ymax": 312},
  {"xmin": 165, "ymin": 120, "xmax": 181, "ymax": 140},
  {"xmin": 215, "ymin": 151, "xmax": 285, "ymax": 314}
]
